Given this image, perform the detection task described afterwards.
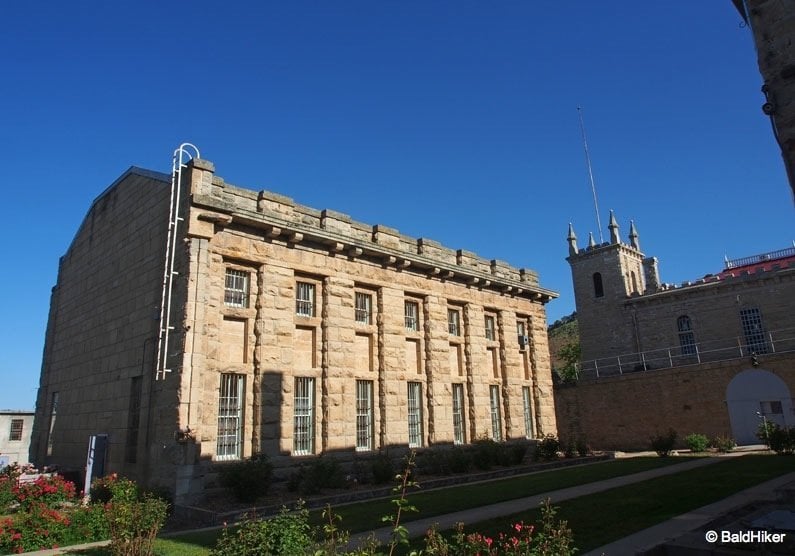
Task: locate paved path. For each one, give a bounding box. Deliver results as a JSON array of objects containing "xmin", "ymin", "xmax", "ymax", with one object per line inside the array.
[{"xmin": 347, "ymin": 452, "xmax": 746, "ymax": 549}]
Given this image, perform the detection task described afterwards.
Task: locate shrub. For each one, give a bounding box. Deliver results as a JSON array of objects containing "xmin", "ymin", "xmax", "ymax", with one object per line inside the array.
[
  {"xmin": 105, "ymin": 494, "xmax": 169, "ymax": 556},
  {"xmin": 91, "ymin": 474, "xmax": 137, "ymax": 504},
  {"xmin": 287, "ymin": 456, "xmax": 345, "ymax": 495},
  {"xmin": 472, "ymin": 438, "xmax": 501, "ymax": 470},
  {"xmin": 0, "ymin": 464, "xmax": 23, "ymax": 513},
  {"xmin": 419, "ymin": 498, "xmax": 576, "ymax": 555},
  {"xmin": 13, "ymin": 474, "xmax": 76, "ymax": 510},
  {"xmin": 684, "ymin": 433, "xmax": 710, "ymax": 453},
  {"xmin": 536, "ymin": 434, "xmax": 560, "ymax": 461},
  {"xmin": 447, "ymin": 447, "xmax": 473, "ymax": 473},
  {"xmin": 509, "ymin": 442, "xmax": 529, "ymax": 465},
  {"xmin": 211, "ymin": 506, "xmax": 314, "ymax": 556},
  {"xmin": 563, "ymin": 441, "xmax": 576, "ymax": 459},
  {"xmin": 757, "ymin": 420, "xmax": 778, "ymax": 448},
  {"xmin": 0, "ymin": 502, "xmax": 72, "ymax": 554},
  {"xmin": 65, "ymin": 503, "xmax": 109, "ymax": 544},
  {"xmin": 218, "ymin": 453, "xmax": 273, "ymax": 503},
  {"xmin": 767, "ymin": 425, "xmax": 795, "ymax": 455},
  {"xmin": 711, "ymin": 435, "xmax": 736, "ymax": 453},
  {"xmin": 650, "ymin": 429, "xmax": 677, "ymax": 457},
  {"xmin": 370, "ymin": 452, "xmax": 395, "ymax": 485}
]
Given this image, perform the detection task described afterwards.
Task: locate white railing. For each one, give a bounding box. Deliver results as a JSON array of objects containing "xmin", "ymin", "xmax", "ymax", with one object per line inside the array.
[
  {"xmin": 575, "ymin": 327, "xmax": 795, "ymax": 380},
  {"xmin": 725, "ymin": 247, "xmax": 795, "ymax": 269}
]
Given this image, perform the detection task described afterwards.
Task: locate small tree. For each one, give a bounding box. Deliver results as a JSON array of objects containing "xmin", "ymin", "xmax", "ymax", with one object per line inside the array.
[{"xmin": 557, "ymin": 342, "xmax": 581, "ymax": 382}]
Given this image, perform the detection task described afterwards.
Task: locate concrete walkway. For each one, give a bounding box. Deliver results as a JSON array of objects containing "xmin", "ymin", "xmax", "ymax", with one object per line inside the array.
[{"xmin": 347, "ymin": 452, "xmax": 748, "ymax": 549}]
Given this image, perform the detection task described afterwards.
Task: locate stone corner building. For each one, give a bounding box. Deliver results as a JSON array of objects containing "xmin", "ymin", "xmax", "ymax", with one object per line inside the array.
[
  {"xmin": 557, "ymin": 213, "xmax": 795, "ymax": 450},
  {"xmin": 31, "ymin": 153, "xmax": 558, "ymax": 503}
]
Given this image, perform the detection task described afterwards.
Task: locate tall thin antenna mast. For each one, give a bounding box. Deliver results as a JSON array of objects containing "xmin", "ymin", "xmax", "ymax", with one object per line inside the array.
[{"xmin": 577, "ymin": 106, "xmax": 604, "ymax": 243}]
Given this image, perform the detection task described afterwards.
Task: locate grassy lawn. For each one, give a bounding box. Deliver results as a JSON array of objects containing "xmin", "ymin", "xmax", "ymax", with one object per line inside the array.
[
  {"xmin": 322, "ymin": 456, "xmax": 689, "ymax": 532},
  {"xmin": 428, "ymin": 455, "xmax": 794, "ymax": 554}
]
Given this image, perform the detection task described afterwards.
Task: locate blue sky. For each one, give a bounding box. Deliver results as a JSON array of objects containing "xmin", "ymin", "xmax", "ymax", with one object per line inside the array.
[{"xmin": 1, "ymin": 2, "xmax": 792, "ymax": 410}]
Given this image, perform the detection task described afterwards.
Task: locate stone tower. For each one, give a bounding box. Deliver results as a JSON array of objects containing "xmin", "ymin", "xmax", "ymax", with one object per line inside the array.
[{"xmin": 566, "ymin": 212, "xmax": 657, "ymax": 363}]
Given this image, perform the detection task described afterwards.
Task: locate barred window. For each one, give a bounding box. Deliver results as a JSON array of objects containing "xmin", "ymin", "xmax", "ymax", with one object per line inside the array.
[
  {"xmin": 355, "ymin": 292, "xmax": 372, "ymax": 324},
  {"xmin": 9, "ymin": 419, "xmax": 23, "ymax": 442},
  {"xmin": 46, "ymin": 392, "xmax": 58, "ymax": 456},
  {"xmin": 217, "ymin": 374, "xmax": 244, "ymax": 461},
  {"xmin": 452, "ymin": 383, "xmax": 465, "ymax": 445},
  {"xmin": 296, "ymin": 282, "xmax": 315, "ymax": 317},
  {"xmin": 224, "ymin": 269, "xmax": 249, "ymax": 308},
  {"xmin": 405, "ymin": 301, "xmax": 419, "ymax": 331},
  {"xmin": 740, "ymin": 307, "xmax": 768, "ymax": 354},
  {"xmin": 489, "ymin": 385, "xmax": 502, "ymax": 442},
  {"xmin": 407, "ymin": 382, "xmax": 423, "ymax": 448},
  {"xmin": 522, "ymin": 386, "xmax": 534, "ymax": 439},
  {"xmin": 484, "ymin": 315, "xmax": 496, "ymax": 341},
  {"xmin": 294, "ymin": 377, "xmax": 315, "ymax": 455},
  {"xmin": 677, "ymin": 315, "xmax": 696, "ymax": 356},
  {"xmin": 125, "ymin": 377, "xmax": 143, "ymax": 463},
  {"xmin": 448, "ymin": 309, "xmax": 460, "ymax": 336},
  {"xmin": 356, "ymin": 380, "xmax": 374, "ymax": 451}
]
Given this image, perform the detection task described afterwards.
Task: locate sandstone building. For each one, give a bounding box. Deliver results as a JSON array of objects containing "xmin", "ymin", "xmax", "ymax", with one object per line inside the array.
[
  {"xmin": 0, "ymin": 411, "xmax": 35, "ymax": 466},
  {"xmin": 556, "ymin": 213, "xmax": 795, "ymax": 449},
  {"xmin": 732, "ymin": 0, "xmax": 795, "ymax": 199},
  {"xmin": 31, "ymin": 148, "xmax": 558, "ymax": 501}
]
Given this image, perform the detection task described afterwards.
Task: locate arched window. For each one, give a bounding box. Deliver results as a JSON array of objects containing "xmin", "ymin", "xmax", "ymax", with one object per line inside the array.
[
  {"xmin": 677, "ymin": 315, "xmax": 696, "ymax": 356},
  {"xmin": 592, "ymin": 272, "xmax": 604, "ymax": 298},
  {"xmin": 630, "ymin": 271, "xmax": 638, "ymax": 294}
]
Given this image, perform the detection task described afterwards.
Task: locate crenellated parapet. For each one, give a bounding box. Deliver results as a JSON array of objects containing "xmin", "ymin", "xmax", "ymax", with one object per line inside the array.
[{"xmin": 186, "ymin": 159, "xmax": 555, "ymax": 303}]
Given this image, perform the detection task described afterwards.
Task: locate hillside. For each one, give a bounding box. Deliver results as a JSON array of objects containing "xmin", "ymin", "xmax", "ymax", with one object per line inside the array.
[{"xmin": 547, "ymin": 312, "xmax": 579, "ymax": 377}]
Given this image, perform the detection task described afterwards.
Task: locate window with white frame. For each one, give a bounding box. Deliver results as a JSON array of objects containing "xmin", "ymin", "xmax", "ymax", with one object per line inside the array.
[
  {"xmin": 489, "ymin": 385, "xmax": 502, "ymax": 442},
  {"xmin": 224, "ymin": 269, "xmax": 250, "ymax": 308},
  {"xmin": 296, "ymin": 282, "xmax": 315, "ymax": 317},
  {"xmin": 9, "ymin": 419, "xmax": 23, "ymax": 442},
  {"xmin": 448, "ymin": 309, "xmax": 461, "ymax": 336},
  {"xmin": 740, "ymin": 307, "xmax": 768, "ymax": 354},
  {"xmin": 46, "ymin": 392, "xmax": 58, "ymax": 456},
  {"xmin": 216, "ymin": 374, "xmax": 244, "ymax": 460},
  {"xmin": 452, "ymin": 383, "xmax": 465, "ymax": 445},
  {"xmin": 677, "ymin": 315, "xmax": 696, "ymax": 356},
  {"xmin": 407, "ymin": 382, "xmax": 423, "ymax": 448},
  {"xmin": 355, "ymin": 292, "xmax": 372, "ymax": 324},
  {"xmin": 405, "ymin": 301, "xmax": 419, "ymax": 331},
  {"xmin": 522, "ymin": 387, "xmax": 534, "ymax": 439},
  {"xmin": 484, "ymin": 315, "xmax": 496, "ymax": 341},
  {"xmin": 356, "ymin": 380, "xmax": 374, "ymax": 451},
  {"xmin": 294, "ymin": 377, "xmax": 315, "ymax": 455}
]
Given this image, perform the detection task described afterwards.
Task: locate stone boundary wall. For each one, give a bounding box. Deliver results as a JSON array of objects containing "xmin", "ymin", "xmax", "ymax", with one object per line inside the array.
[{"xmin": 555, "ymin": 353, "xmax": 795, "ymax": 451}]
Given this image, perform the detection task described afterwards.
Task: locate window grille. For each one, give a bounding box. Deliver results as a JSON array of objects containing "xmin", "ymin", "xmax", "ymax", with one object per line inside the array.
[
  {"xmin": 522, "ymin": 387, "xmax": 534, "ymax": 439},
  {"xmin": 125, "ymin": 377, "xmax": 142, "ymax": 463},
  {"xmin": 405, "ymin": 301, "xmax": 419, "ymax": 331},
  {"xmin": 46, "ymin": 392, "xmax": 58, "ymax": 456},
  {"xmin": 356, "ymin": 380, "xmax": 374, "ymax": 451},
  {"xmin": 294, "ymin": 377, "xmax": 315, "ymax": 455},
  {"xmin": 485, "ymin": 316, "xmax": 496, "ymax": 341},
  {"xmin": 448, "ymin": 309, "xmax": 460, "ymax": 336},
  {"xmin": 355, "ymin": 292, "xmax": 372, "ymax": 324},
  {"xmin": 677, "ymin": 315, "xmax": 696, "ymax": 356},
  {"xmin": 740, "ymin": 308, "xmax": 768, "ymax": 354},
  {"xmin": 760, "ymin": 400, "xmax": 783, "ymax": 415},
  {"xmin": 9, "ymin": 419, "xmax": 23, "ymax": 442},
  {"xmin": 296, "ymin": 282, "xmax": 315, "ymax": 317},
  {"xmin": 452, "ymin": 383, "xmax": 465, "ymax": 445},
  {"xmin": 407, "ymin": 382, "xmax": 423, "ymax": 448},
  {"xmin": 216, "ymin": 374, "xmax": 244, "ymax": 460},
  {"xmin": 224, "ymin": 269, "xmax": 249, "ymax": 308},
  {"xmin": 489, "ymin": 385, "xmax": 502, "ymax": 442}
]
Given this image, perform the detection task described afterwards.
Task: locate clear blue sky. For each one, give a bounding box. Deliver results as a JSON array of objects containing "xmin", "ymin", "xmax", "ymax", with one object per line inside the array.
[{"xmin": 1, "ymin": 2, "xmax": 792, "ymax": 410}]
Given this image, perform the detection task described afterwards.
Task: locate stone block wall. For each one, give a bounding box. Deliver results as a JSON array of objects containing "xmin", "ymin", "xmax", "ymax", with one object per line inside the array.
[{"xmin": 555, "ymin": 353, "xmax": 795, "ymax": 450}]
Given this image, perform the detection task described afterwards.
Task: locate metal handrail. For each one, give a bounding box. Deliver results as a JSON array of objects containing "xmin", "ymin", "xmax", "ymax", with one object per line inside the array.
[
  {"xmin": 575, "ymin": 327, "xmax": 795, "ymax": 380},
  {"xmin": 725, "ymin": 247, "xmax": 795, "ymax": 269}
]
